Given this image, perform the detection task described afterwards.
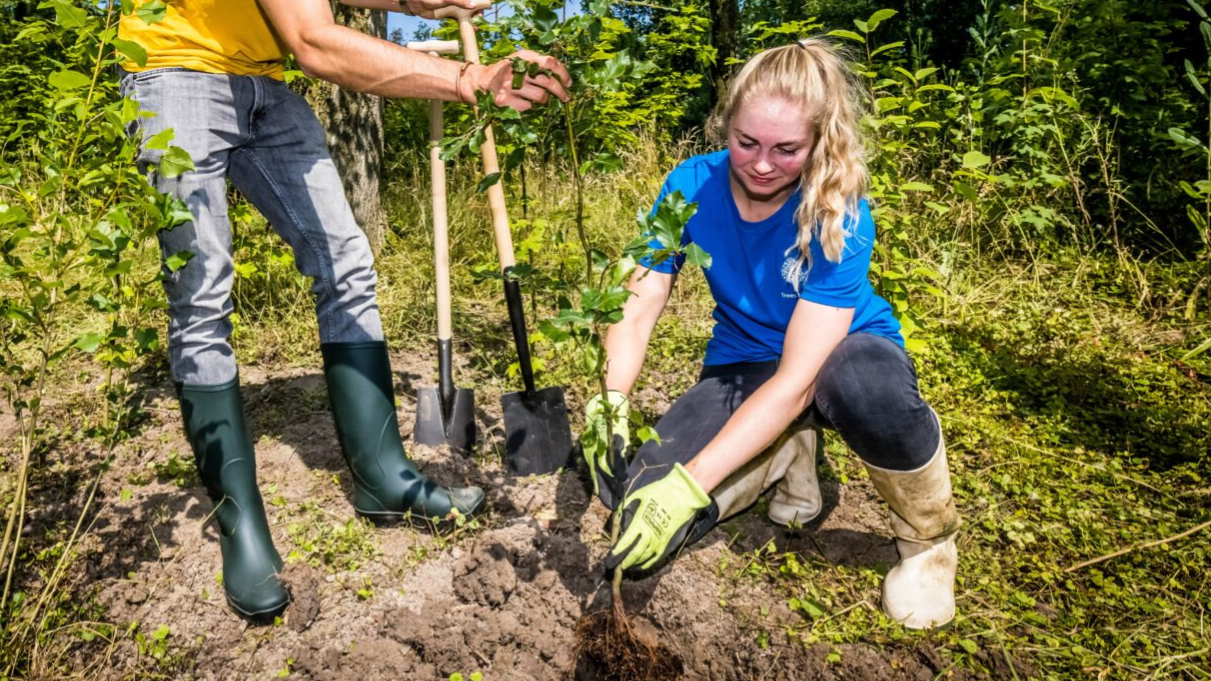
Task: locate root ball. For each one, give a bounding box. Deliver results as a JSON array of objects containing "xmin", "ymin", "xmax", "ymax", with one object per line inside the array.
[{"xmin": 574, "ymin": 604, "xmax": 684, "ymax": 681}]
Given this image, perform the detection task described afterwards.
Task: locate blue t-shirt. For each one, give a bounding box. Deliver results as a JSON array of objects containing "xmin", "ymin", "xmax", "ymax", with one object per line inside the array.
[{"xmin": 639, "ymin": 150, "xmax": 903, "ymax": 366}]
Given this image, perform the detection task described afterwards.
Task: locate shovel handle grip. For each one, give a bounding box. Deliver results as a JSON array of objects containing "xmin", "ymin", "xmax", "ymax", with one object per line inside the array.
[{"xmin": 404, "ymin": 39, "xmax": 460, "ymax": 55}]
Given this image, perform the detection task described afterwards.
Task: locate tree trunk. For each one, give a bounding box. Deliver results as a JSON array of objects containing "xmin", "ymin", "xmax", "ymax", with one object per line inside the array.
[
  {"xmin": 303, "ymin": 5, "xmax": 388, "ymax": 251},
  {"xmin": 708, "ymin": 0, "xmax": 740, "ymax": 106}
]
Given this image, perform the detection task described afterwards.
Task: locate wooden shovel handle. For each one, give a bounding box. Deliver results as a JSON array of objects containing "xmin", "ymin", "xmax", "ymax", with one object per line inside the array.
[
  {"xmin": 405, "ymin": 41, "xmax": 460, "ymax": 342},
  {"xmin": 429, "ymin": 97, "xmax": 453, "ymax": 342},
  {"xmin": 447, "ymin": 14, "xmax": 515, "ymax": 271},
  {"xmin": 433, "ymin": 2, "xmax": 493, "ymax": 63}
]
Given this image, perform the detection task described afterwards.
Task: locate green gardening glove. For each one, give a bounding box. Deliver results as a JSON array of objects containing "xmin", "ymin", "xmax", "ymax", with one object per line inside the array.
[
  {"xmin": 604, "ymin": 463, "xmax": 711, "ymax": 573},
  {"xmin": 582, "ymin": 390, "xmax": 630, "ymax": 498}
]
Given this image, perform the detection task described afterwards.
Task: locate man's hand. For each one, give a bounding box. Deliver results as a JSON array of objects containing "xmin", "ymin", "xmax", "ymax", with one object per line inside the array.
[
  {"xmin": 260, "ymin": 0, "xmax": 571, "ymax": 106},
  {"xmin": 582, "ymin": 390, "xmax": 630, "ymax": 498},
  {"xmin": 466, "ymin": 50, "xmax": 571, "ymax": 112},
  {"xmin": 400, "ymin": 0, "xmax": 483, "ymax": 19},
  {"xmin": 604, "ymin": 464, "xmax": 711, "ymax": 573}
]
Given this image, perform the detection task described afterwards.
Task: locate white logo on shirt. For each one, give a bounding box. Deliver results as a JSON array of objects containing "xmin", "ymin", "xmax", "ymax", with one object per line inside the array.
[{"xmin": 781, "ymin": 256, "xmax": 808, "ymax": 287}]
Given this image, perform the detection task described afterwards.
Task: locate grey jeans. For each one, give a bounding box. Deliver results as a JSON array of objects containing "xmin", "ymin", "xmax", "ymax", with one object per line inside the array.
[{"xmin": 120, "ymin": 67, "xmax": 383, "ymax": 385}]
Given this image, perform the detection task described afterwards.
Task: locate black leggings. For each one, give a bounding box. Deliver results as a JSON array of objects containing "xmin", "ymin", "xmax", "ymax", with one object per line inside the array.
[{"xmin": 605, "ymin": 333, "xmax": 941, "ymax": 512}]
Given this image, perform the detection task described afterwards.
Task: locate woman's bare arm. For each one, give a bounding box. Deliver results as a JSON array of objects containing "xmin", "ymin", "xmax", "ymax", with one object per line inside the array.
[
  {"xmin": 603, "ymin": 269, "xmax": 677, "ymax": 396},
  {"xmin": 684, "ymin": 299, "xmax": 853, "ymax": 492}
]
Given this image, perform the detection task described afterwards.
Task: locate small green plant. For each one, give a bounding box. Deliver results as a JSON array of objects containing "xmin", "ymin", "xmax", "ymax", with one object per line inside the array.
[
  {"xmin": 828, "ymin": 9, "xmax": 956, "ymax": 353},
  {"xmin": 406, "ymin": 542, "xmax": 430, "ymax": 567},
  {"xmin": 1170, "ymin": 0, "xmax": 1211, "ymax": 347},
  {"xmin": 152, "ymin": 451, "xmax": 198, "ymax": 487},
  {"xmin": 131, "ymin": 622, "xmax": 181, "ymax": 669},
  {"xmin": 428, "ymin": 507, "xmax": 482, "ymax": 550},
  {"xmin": 134, "ymin": 623, "xmax": 171, "ymax": 661},
  {"xmin": 285, "ymin": 502, "xmax": 379, "ymax": 572},
  {"xmin": 355, "ymin": 578, "xmax": 373, "ymax": 601}
]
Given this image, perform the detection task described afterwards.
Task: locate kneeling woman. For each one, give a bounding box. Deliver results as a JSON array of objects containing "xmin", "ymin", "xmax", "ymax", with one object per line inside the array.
[{"xmin": 585, "ymin": 39, "xmax": 959, "ymax": 629}]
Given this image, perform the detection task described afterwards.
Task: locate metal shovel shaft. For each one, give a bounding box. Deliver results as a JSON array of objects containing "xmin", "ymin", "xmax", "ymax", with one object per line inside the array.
[
  {"xmin": 503, "ymin": 275, "xmax": 537, "ymax": 395},
  {"xmin": 437, "ymin": 338, "xmax": 456, "ymax": 420}
]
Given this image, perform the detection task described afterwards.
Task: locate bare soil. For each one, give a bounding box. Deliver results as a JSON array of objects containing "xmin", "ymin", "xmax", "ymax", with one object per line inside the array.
[{"xmin": 43, "ymin": 349, "xmax": 1008, "ymax": 680}]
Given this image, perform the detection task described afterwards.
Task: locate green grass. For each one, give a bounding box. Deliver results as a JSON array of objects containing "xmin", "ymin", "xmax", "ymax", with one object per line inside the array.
[{"xmin": 284, "ymin": 500, "xmax": 380, "ymax": 573}]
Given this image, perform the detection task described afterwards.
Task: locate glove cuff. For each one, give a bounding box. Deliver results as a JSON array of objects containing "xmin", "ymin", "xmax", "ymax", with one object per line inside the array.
[{"xmin": 587, "ymin": 389, "xmax": 629, "ymax": 415}]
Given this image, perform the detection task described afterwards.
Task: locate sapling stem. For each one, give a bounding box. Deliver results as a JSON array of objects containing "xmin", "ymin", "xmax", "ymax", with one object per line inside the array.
[
  {"xmin": 611, "ymin": 523, "xmax": 624, "ymax": 607},
  {"xmin": 559, "ymin": 88, "xmax": 627, "ymax": 610},
  {"xmin": 601, "ymin": 373, "xmax": 623, "ymax": 604},
  {"xmin": 562, "ymin": 102, "xmax": 592, "ymax": 286}
]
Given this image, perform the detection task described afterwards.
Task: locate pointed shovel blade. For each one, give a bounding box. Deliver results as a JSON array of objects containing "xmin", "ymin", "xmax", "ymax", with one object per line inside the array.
[
  {"xmin": 501, "ymin": 386, "xmax": 574, "ymax": 475},
  {"xmin": 415, "ymin": 386, "xmax": 477, "ymax": 454}
]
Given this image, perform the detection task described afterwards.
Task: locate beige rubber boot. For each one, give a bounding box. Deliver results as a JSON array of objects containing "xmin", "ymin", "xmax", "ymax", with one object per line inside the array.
[
  {"xmin": 865, "ymin": 434, "xmax": 960, "ymax": 629},
  {"xmin": 767, "ymin": 426, "xmax": 823, "ymax": 527},
  {"xmin": 711, "ymin": 424, "xmax": 821, "ymax": 523}
]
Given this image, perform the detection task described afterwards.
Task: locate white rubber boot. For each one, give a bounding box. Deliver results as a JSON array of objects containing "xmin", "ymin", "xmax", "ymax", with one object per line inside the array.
[
  {"xmin": 865, "ymin": 434, "xmax": 960, "ymax": 629},
  {"xmin": 711, "ymin": 424, "xmax": 821, "ymax": 523}
]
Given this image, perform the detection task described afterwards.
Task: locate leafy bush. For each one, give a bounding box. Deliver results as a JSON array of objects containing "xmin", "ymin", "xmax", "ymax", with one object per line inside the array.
[{"xmin": 1, "ymin": 0, "xmax": 192, "ymax": 672}]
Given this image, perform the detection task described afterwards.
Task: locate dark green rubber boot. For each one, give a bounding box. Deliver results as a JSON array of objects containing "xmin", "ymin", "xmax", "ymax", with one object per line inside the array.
[
  {"xmin": 321, "ymin": 342, "xmax": 486, "ymax": 526},
  {"xmin": 178, "ymin": 378, "xmax": 289, "ymax": 622}
]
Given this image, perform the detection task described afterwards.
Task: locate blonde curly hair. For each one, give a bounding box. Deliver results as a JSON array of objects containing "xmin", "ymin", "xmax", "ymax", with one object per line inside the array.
[{"xmin": 707, "ymin": 38, "xmax": 869, "ymax": 287}]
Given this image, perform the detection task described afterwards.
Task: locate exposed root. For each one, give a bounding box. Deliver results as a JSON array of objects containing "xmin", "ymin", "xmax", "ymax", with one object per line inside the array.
[{"xmin": 574, "ymin": 599, "xmax": 684, "ymax": 681}]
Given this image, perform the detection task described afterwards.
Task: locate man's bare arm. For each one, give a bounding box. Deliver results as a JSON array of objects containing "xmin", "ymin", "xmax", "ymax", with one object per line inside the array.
[{"xmin": 258, "ymin": 0, "xmax": 570, "ymax": 109}]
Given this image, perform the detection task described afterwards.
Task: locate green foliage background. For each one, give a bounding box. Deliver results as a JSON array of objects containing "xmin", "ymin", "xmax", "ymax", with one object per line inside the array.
[{"xmin": 0, "ymin": 0, "xmax": 1209, "ymax": 679}]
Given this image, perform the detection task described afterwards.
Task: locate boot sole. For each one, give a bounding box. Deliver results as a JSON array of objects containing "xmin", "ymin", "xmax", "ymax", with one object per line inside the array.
[
  {"xmin": 767, "ymin": 503, "xmax": 822, "ymax": 527},
  {"xmin": 354, "ymin": 496, "xmax": 487, "ymax": 533}
]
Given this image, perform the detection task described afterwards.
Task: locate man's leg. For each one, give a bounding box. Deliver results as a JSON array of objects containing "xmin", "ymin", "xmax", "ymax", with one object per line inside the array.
[
  {"xmin": 227, "ymin": 78, "xmax": 483, "ymax": 524},
  {"xmin": 813, "ymin": 333, "xmax": 958, "ymax": 629},
  {"xmin": 226, "ymin": 79, "xmax": 381, "ymax": 345},
  {"xmin": 124, "ymin": 69, "xmax": 288, "ymax": 620},
  {"xmin": 124, "ymin": 68, "xmax": 245, "ymax": 385}
]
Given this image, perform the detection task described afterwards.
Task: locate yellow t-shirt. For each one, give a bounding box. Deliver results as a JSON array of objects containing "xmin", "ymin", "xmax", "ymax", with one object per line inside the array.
[{"xmin": 119, "ymin": 0, "xmax": 289, "ymax": 79}]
